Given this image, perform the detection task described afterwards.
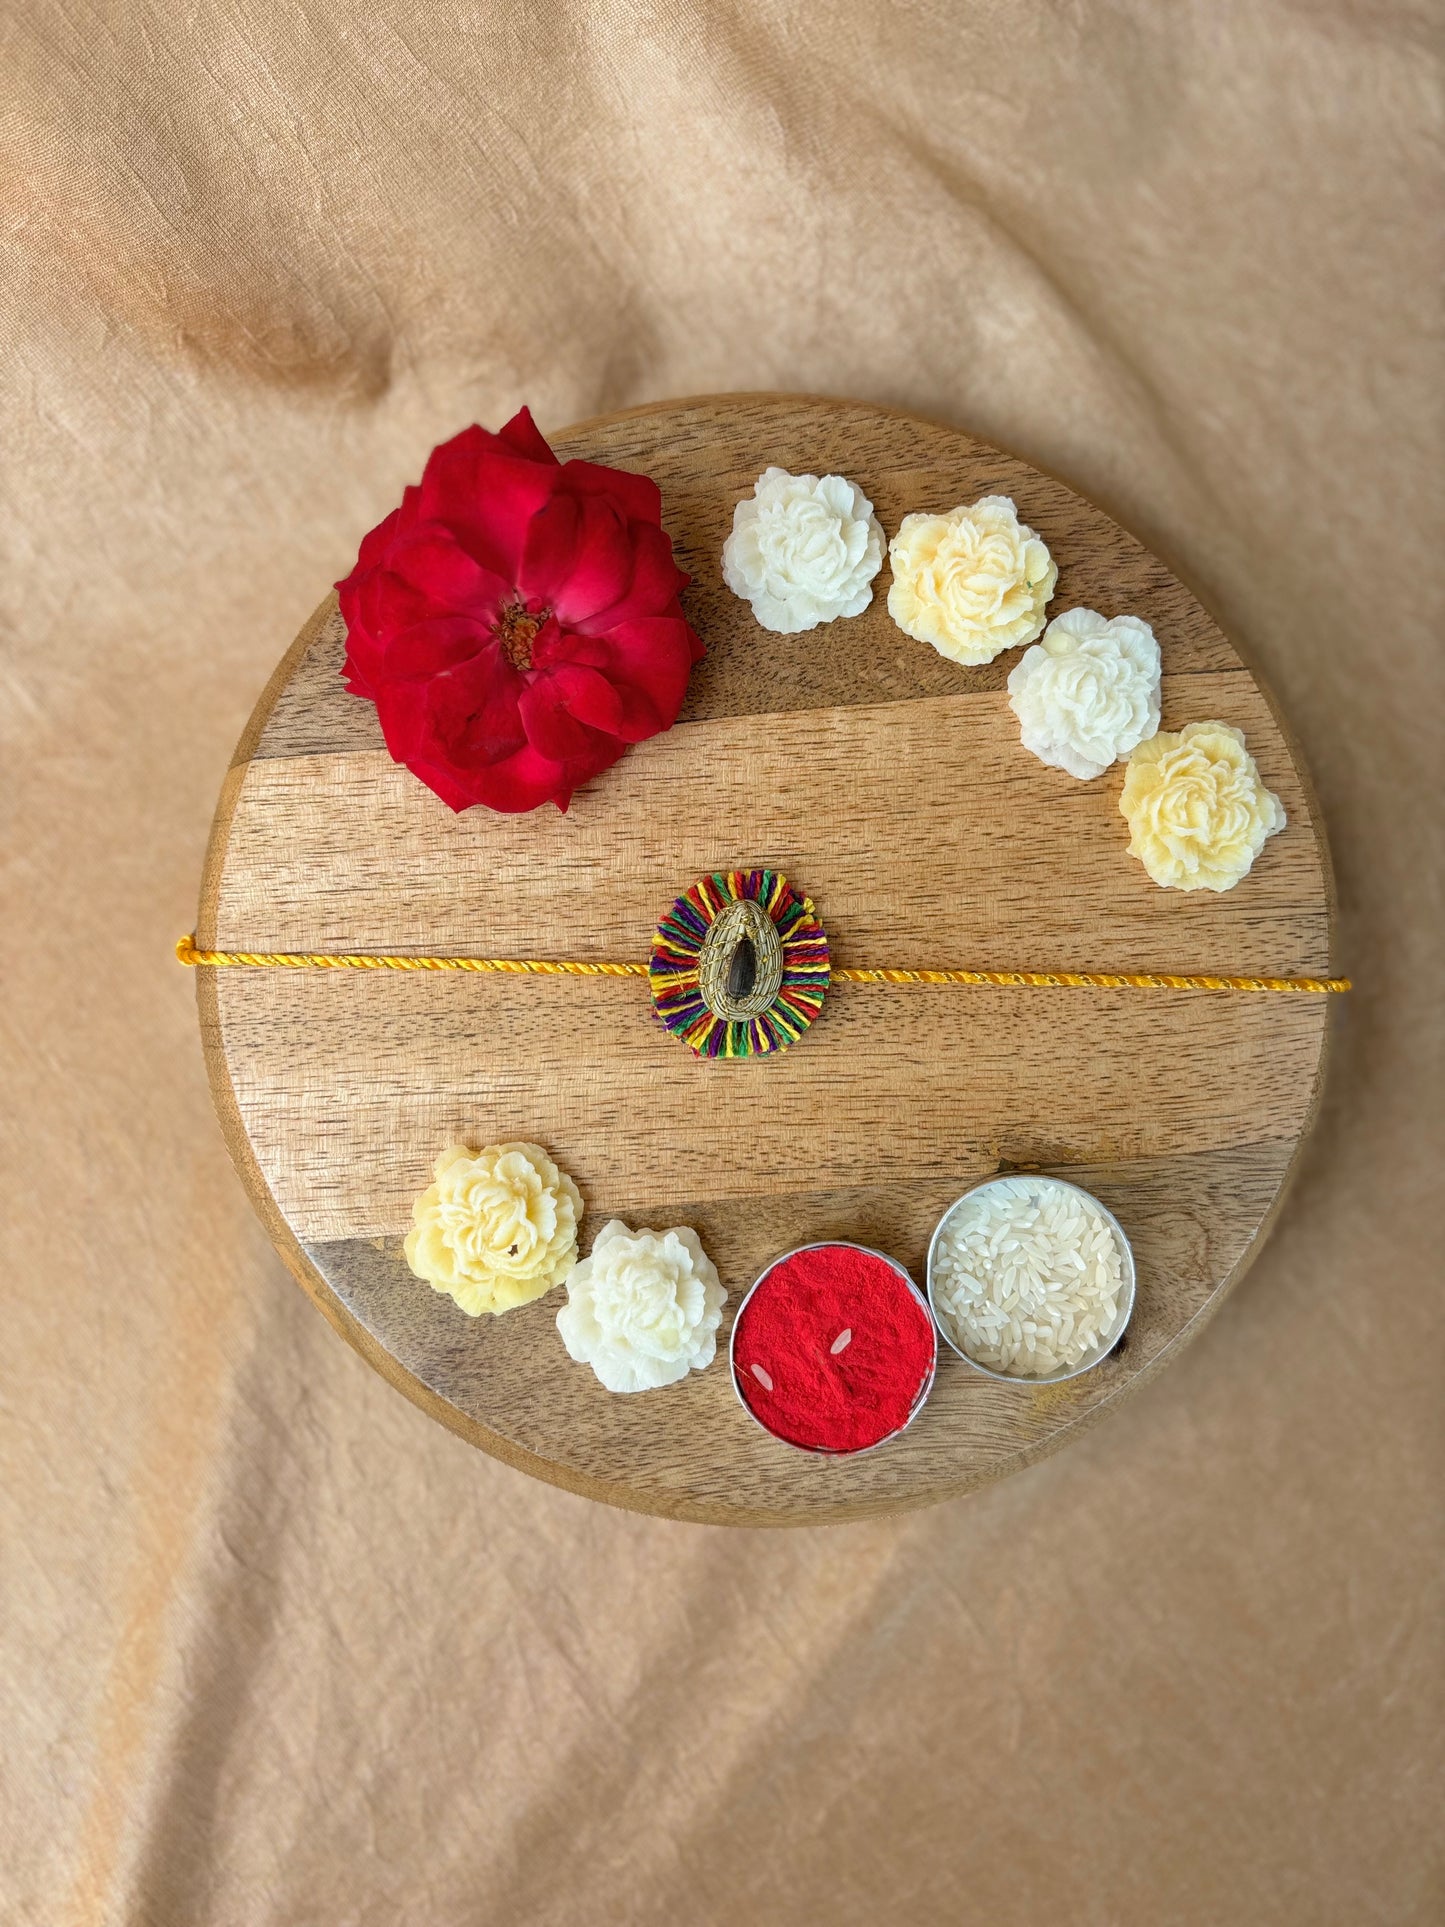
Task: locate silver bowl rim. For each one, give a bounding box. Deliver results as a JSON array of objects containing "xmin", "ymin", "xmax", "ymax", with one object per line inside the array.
[
  {"xmin": 729, "ymin": 1239, "xmax": 938, "ymax": 1457},
  {"xmin": 925, "ymin": 1174, "xmax": 1137, "ymax": 1387}
]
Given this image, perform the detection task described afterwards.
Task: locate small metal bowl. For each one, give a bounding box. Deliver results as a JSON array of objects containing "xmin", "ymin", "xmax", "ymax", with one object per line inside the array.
[
  {"xmin": 926, "ymin": 1175, "xmax": 1136, "ymax": 1386},
  {"xmin": 729, "ymin": 1240, "xmax": 938, "ymax": 1456}
]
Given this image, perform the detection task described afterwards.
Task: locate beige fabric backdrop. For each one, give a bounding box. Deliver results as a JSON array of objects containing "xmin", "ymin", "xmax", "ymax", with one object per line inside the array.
[{"xmin": 2, "ymin": 3, "xmax": 1441, "ymax": 1922}]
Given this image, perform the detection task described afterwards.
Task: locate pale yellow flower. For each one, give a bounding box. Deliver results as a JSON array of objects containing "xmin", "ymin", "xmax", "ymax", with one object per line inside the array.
[
  {"xmin": 404, "ymin": 1141, "xmax": 581, "ymax": 1316},
  {"xmin": 1120, "ymin": 722, "xmax": 1286, "ymax": 892},
  {"xmin": 887, "ymin": 495, "xmax": 1056, "ymax": 664}
]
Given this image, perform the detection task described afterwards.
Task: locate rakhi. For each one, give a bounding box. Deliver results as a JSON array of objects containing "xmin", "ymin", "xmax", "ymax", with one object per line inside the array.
[{"xmin": 176, "ymin": 866, "xmax": 1351, "ymax": 1059}]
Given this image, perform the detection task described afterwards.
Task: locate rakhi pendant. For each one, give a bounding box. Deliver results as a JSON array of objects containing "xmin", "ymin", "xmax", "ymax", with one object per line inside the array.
[{"xmin": 647, "ymin": 870, "xmax": 830, "ymax": 1057}]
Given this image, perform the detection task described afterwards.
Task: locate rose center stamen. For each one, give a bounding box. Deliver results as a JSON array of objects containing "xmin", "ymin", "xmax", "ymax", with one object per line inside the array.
[{"xmin": 495, "ymin": 600, "xmax": 548, "ymax": 671}]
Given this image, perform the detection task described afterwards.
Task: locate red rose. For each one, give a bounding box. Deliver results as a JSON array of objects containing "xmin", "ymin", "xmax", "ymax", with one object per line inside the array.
[{"xmin": 337, "ymin": 408, "xmax": 703, "ymax": 813}]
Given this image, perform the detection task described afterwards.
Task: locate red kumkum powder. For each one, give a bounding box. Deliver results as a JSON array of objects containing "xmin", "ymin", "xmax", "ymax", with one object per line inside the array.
[{"xmin": 733, "ymin": 1244, "xmax": 936, "ymax": 1453}]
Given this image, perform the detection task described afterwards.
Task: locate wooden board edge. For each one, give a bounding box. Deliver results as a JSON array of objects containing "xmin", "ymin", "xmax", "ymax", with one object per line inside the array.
[
  {"xmin": 1226, "ymin": 655, "xmax": 1341, "ymax": 971},
  {"xmin": 187, "ymin": 393, "xmax": 1343, "ymax": 1524},
  {"xmin": 980, "ymin": 1000, "xmax": 1338, "ymax": 1482},
  {"xmin": 237, "ymin": 592, "xmax": 340, "ymax": 770}
]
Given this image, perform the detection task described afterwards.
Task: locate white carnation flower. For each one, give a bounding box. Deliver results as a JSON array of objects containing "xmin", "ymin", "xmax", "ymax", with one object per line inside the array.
[
  {"xmin": 556, "ymin": 1219, "xmax": 726, "ymax": 1394},
  {"xmin": 1007, "ymin": 607, "xmax": 1162, "ymax": 780},
  {"xmin": 722, "ymin": 466, "xmax": 885, "ymax": 634}
]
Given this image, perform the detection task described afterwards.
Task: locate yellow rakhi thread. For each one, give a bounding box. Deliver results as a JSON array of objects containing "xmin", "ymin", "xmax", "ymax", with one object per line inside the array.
[
  {"xmin": 176, "ymin": 937, "xmax": 1350, "ymax": 995},
  {"xmin": 175, "ymin": 937, "xmax": 646, "ymax": 977}
]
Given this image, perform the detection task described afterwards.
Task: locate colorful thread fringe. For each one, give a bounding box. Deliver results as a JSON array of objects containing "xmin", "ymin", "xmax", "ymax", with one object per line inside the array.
[{"xmin": 647, "ymin": 871, "xmax": 831, "ymax": 1057}]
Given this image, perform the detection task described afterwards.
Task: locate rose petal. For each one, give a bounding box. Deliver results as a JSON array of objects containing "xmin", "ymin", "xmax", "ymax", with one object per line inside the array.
[
  {"xmin": 469, "ymin": 737, "xmax": 600, "ymax": 813},
  {"xmin": 375, "ymin": 648, "xmax": 514, "ymax": 756},
  {"xmin": 396, "ymin": 754, "xmax": 488, "ymax": 814},
  {"xmin": 382, "ymin": 523, "xmax": 512, "ymax": 619},
  {"xmin": 369, "ymin": 677, "xmax": 432, "ymax": 765},
  {"xmin": 561, "ymin": 458, "xmax": 663, "ymax": 526},
  {"xmin": 541, "ymin": 656, "xmax": 682, "ymax": 743},
  {"xmin": 523, "ymin": 491, "xmax": 637, "ymax": 624},
  {"xmin": 338, "ymin": 502, "xmax": 409, "ymax": 693},
  {"xmin": 376, "ymin": 615, "xmax": 490, "ymax": 683},
  {"xmin": 497, "ymin": 405, "xmax": 559, "ymax": 466},
  {"xmin": 589, "ymin": 615, "xmax": 702, "ymax": 733},
  {"xmin": 432, "ymin": 649, "xmax": 528, "ymax": 761},
  {"xmin": 349, "ymin": 573, "xmax": 488, "ymax": 688},
  {"xmin": 532, "ymin": 622, "xmax": 607, "ymax": 671},
  {"xmin": 512, "ymin": 489, "xmax": 579, "ymax": 606},
  {"xmin": 517, "ymin": 675, "xmax": 611, "ymax": 763},
  {"xmin": 571, "ymin": 520, "xmax": 690, "ymax": 634},
  {"xmin": 417, "ymin": 426, "xmax": 557, "ymax": 581},
  {"xmin": 425, "ymin": 740, "xmax": 570, "ymax": 815},
  {"xmin": 338, "ymin": 500, "xmax": 405, "ymax": 592},
  {"xmin": 539, "ymin": 661, "xmax": 627, "ymax": 737}
]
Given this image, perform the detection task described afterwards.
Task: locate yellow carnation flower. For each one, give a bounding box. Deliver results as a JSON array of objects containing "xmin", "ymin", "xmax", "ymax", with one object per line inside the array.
[
  {"xmin": 1120, "ymin": 722, "xmax": 1286, "ymax": 892},
  {"xmin": 887, "ymin": 494, "xmax": 1056, "ymax": 665},
  {"xmin": 404, "ymin": 1141, "xmax": 582, "ymax": 1316}
]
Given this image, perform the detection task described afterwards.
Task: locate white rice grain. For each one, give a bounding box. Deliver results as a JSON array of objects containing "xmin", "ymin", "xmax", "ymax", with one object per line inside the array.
[{"xmin": 931, "ymin": 1178, "xmax": 1125, "ymax": 1378}]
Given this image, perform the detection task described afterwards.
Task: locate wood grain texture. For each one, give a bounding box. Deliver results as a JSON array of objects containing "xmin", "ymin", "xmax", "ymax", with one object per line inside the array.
[{"xmin": 195, "ymin": 394, "xmax": 1335, "ymax": 1525}]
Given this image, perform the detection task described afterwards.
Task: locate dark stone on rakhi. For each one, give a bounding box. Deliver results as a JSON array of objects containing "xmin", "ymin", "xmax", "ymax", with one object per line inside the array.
[{"xmin": 726, "ymin": 934, "xmax": 758, "ymax": 1004}]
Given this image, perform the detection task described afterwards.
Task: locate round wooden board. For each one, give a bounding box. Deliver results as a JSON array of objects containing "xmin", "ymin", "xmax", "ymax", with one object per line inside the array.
[{"xmin": 196, "ymin": 394, "xmax": 1335, "ymax": 1526}]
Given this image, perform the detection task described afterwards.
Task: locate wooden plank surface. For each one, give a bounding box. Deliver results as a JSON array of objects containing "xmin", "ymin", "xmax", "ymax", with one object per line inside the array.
[{"xmin": 196, "ymin": 394, "xmax": 1335, "ymax": 1524}]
